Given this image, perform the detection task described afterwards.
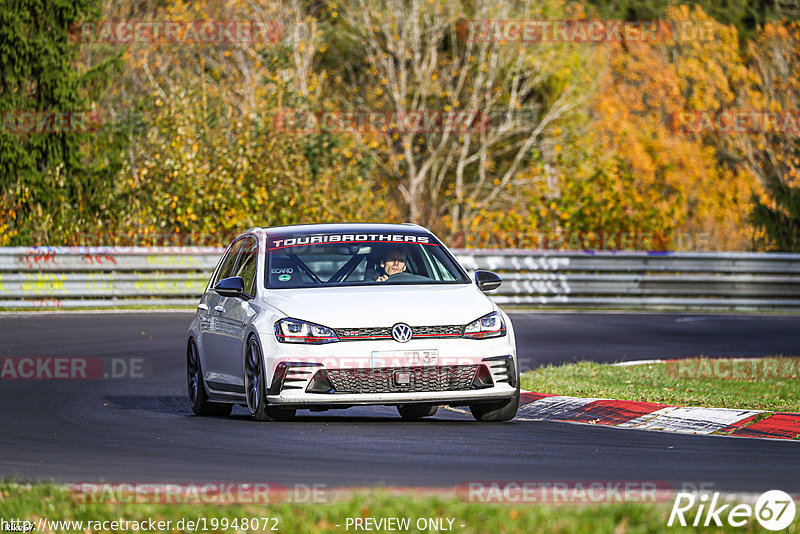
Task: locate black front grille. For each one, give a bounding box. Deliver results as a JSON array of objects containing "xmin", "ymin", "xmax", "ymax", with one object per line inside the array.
[
  {"xmin": 326, "ymin": 365, "xmax": 480, "ymax": 393},
  {"xmin": 334, "ymin": 324, "xmax": 464, "ymax": 341},
  {"xmin": 334, "ymin": 327, "xmax": 391, "ymax": 340},
  {"xmin": 412, "ymin": 325, "xmax": 463, "ymax": 337}
]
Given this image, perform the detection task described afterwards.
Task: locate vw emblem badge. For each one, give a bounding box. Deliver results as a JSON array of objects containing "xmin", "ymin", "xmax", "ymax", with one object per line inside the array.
[{"xmin": 391, "ymin": 323, "xmax": 413, "ymax": 343}]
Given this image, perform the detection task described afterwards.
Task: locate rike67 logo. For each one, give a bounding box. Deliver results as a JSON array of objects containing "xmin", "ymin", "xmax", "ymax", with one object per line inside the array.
[{"xmin": 669, "ymin": 490, "xmax": 796, "ymax": 531}]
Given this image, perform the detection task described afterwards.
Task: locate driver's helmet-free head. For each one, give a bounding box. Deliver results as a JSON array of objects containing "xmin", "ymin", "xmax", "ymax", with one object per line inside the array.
[{"xmin": 379, "ymin": 246, "xmax": 409, "ymax": 276}]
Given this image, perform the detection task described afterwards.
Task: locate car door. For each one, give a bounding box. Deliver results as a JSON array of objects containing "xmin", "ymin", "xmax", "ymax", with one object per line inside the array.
[
  {"xmin": 202, "ymin": 238, "xmax": 247, "ymax": 391},
  {"xmin": 196, "ymin": 254, "xmax": 224, "ymax": 364},
  {"xmin": 213, "ymin": 236, "xmax": 259, "ymax": 390}
]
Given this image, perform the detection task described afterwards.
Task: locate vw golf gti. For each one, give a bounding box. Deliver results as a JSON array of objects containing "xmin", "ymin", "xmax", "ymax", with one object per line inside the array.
[{"xmin": 186, "ymin": 223, "xmax": 519, "ymax": 422}]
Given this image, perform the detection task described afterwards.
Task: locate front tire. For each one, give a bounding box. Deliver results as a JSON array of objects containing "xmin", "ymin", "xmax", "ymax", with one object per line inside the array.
[
  {"xmin": 245, "ymin": 336, "xmax": 296, "ymax": 422},
  {"xmin": 397, "ymin": 404, "xmax": 438, "ymax": 420},
  {"xmin": 187, "ymin": 339, "xmax": 232, "ymax": 416},
  {"xmin": 469, "ymin": 388, "xmax": 519, "ymax": 422}
]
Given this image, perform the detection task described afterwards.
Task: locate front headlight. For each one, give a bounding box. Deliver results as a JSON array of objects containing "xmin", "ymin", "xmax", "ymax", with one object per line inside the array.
[
  {"xmin": 275, "ymin": 318, "xmax": 340, "ymax": 344},
  {"xmin": 463, "ymin": 312, "xmax": 506, "ymax": 339}
]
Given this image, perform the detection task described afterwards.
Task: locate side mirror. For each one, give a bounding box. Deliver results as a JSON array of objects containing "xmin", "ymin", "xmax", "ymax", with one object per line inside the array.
[
  {"xmin": 475, "ymin": 270, "xmax": 502, "ymax": 292},
  {"xmin": 214, "ymin": 276, "xmax": 247, "ymax": 298}
]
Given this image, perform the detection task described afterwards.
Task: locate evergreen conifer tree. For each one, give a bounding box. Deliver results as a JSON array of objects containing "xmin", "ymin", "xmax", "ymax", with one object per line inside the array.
[{"xmin": 0, "ymin": 0, "xmax": 124, "ymax": 244}]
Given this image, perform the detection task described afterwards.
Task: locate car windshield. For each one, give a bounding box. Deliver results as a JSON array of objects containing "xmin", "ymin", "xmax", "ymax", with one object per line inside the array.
[{"xmin": 265, "ymin": 233, "xmax": 469, "ymax": 288}]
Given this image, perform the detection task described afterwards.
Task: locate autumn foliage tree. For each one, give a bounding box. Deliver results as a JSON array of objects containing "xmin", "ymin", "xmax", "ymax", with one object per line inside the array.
[
  {"xmin": 330, "ymin": 0, "xmax": 591, "ymax": 240},
  {"xmin": 745, "ymin": 21, "xmax": 800, "ymax": 251},
  {"xmin": 2, "ymin": 0, "xmax": 797, "ymax": 251},
  {"xmin": 540, "ymin": 6, "xmax": 759, "ymax": 251},
  {"xmin": 102, "ymin": 0, "xmax": 398, "ymax": 245}
]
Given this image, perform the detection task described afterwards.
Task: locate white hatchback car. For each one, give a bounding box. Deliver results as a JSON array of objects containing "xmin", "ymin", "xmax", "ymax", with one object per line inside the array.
[{"xmin": 186, "ymin": 223, "xmax": 519, "ymax": 422}]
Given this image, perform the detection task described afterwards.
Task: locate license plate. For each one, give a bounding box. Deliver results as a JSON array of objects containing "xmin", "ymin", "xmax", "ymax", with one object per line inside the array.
[{"xmin": 370, "ymin": 350, "xmax": 438, "ymax": 367}]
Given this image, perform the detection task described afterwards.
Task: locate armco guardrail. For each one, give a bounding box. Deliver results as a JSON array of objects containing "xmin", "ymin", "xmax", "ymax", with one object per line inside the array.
[
  {"xmin": 0, "ymin": 247, "xmax": 220, "ymax": 309},
  {"xmin": 1, "ymin": 247, "xmax": 799, "ymax": 310},
  {"xmin": 457, "ymin": 250, "xmax": 800, "ymax": 310}
]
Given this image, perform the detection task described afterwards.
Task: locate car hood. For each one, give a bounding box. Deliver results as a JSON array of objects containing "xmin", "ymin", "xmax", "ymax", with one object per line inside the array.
[{"xmin": 264, "ymin": 284, "xmax": 494, "ymax": 327}]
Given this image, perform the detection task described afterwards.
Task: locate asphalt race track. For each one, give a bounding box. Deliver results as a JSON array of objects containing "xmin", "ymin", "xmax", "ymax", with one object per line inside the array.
[{"xmin": 0, "ymin": 311, "xmax": 798, "ymax": 492}]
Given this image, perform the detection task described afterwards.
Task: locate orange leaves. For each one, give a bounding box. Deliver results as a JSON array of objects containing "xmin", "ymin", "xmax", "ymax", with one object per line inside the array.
[
  {"xmin": 24, "ymin": 0, "xmax": 785, "ymax": 251},
  {"xmin": 550, "ymin": 5, "xmax": 761, "ymax": 250}
]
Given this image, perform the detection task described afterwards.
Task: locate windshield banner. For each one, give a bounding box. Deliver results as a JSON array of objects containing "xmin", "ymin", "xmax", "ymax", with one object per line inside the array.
[{"xmin": 269, "ymin": 233, "xmax": 431, "ymax": 250}]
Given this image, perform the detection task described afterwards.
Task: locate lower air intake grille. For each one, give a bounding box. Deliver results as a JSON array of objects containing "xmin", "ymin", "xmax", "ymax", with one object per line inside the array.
[{"xmin": 326, "ymin": 365, "xmax": 480, "ymax": 394}]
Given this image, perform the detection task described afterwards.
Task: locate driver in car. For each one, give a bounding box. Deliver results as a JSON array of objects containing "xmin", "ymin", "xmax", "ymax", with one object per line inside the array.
[{"xmin": 376, "ymin": 247, "xmax": 408, "ymax": 282}]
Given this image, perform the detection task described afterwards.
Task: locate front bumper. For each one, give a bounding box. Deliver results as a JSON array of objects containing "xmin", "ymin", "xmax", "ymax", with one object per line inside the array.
[
  {"xmin": 260, "ymin": 325, "xmax": 518, "ymax": 407},
  {"xmin": 264, "ymin": 355, "xmax": 517, "ymax": 407},
  {"xmin": 265, "ymin": 387, "xmax": 517, "ymax": 407}
]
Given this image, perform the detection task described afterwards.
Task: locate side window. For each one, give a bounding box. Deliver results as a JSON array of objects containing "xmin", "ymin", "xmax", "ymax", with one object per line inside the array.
[
  {"xmin": 213, "ymin": 239, "xmax": 245, "ymax": 286},
  {"xmin": 234, "ymin": 238, "xmax": 258, "ymax": 296}
]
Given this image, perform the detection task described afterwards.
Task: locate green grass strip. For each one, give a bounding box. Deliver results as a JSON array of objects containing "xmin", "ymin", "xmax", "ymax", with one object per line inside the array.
[
  {"xmin": 521, "ymin": 358, "xmax": 800, "ymax": 413},
  {"xmin": 1, "ymin": 483, "xmax": 796, "ymax": 534}
]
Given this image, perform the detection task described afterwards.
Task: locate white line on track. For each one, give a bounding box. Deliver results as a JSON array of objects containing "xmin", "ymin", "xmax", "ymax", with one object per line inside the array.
[{"xmin": 610, "ymin": 359, "xmax": 665, "ymax": 367}]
